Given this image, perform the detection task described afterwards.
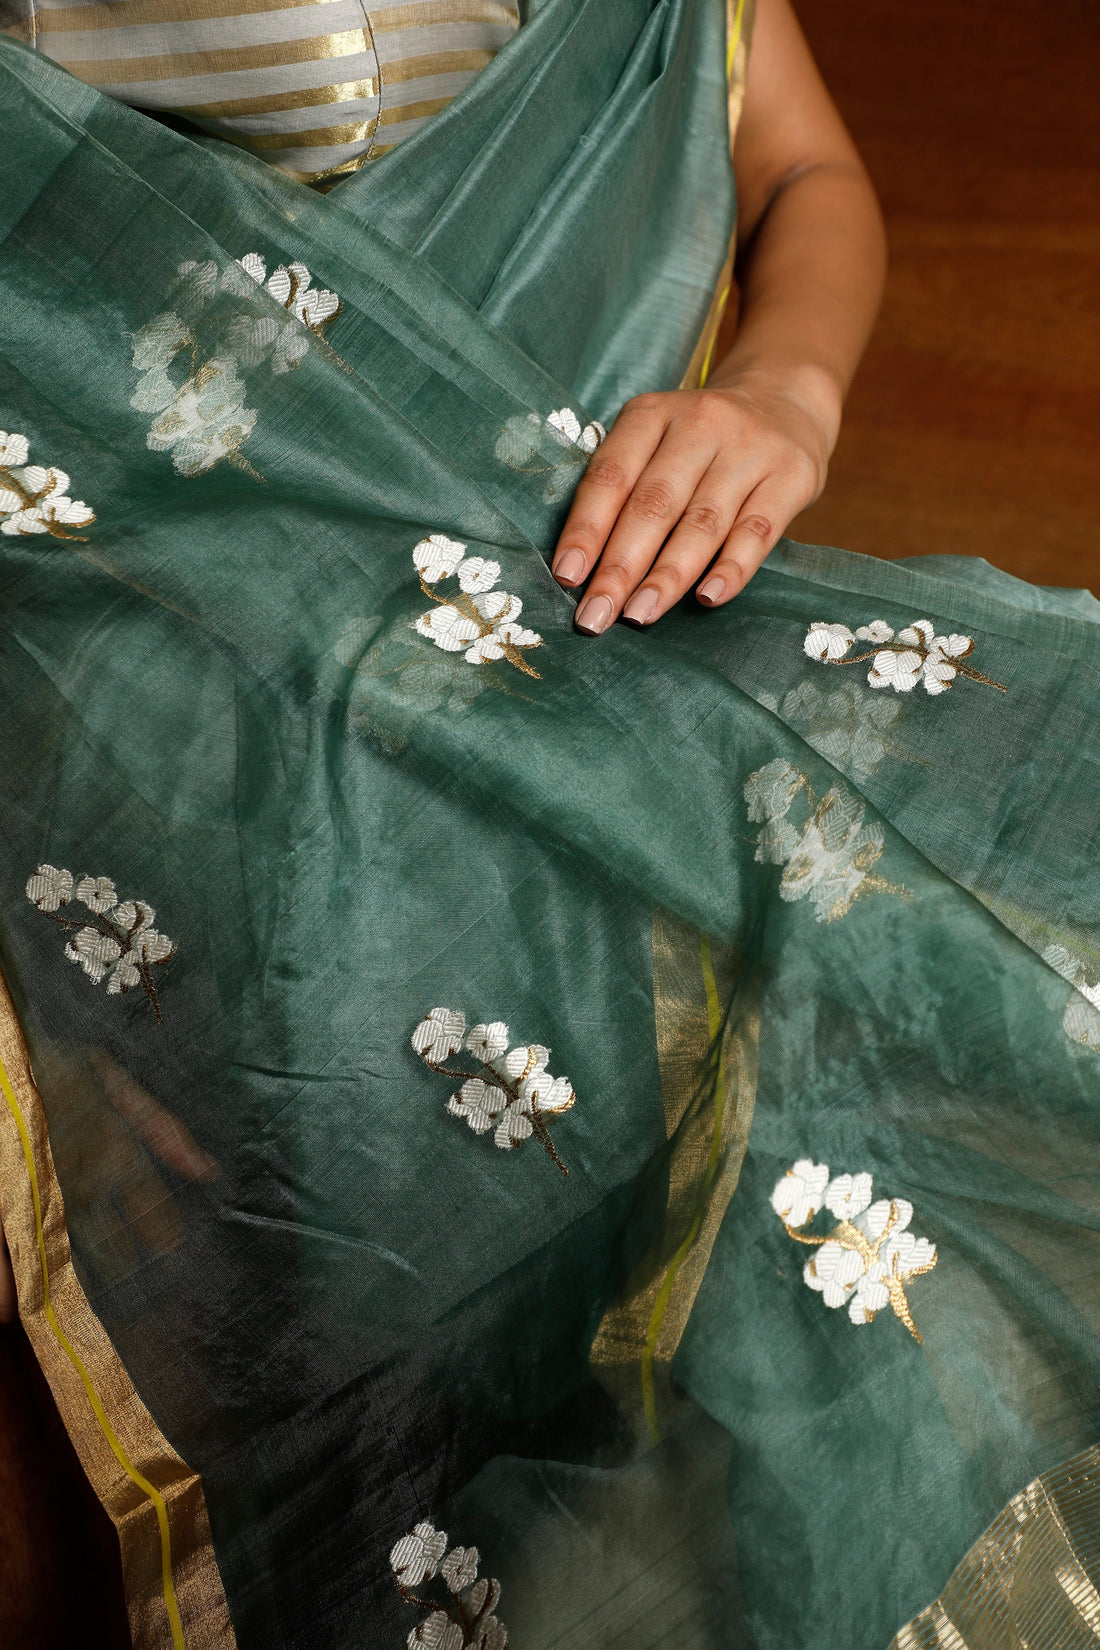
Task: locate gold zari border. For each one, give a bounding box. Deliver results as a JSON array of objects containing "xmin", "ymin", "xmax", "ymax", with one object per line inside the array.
[
  {"xmin": 0, "ymin": 967, "xmax": 237, "ymax": 1650},
  {"xmin": 892, "ymin": 1447, "xmax": 1100, "ymax": 1649},
  {"xmin": 591, "ymin": 910, "xmax": 759, "ymax": 1442}
]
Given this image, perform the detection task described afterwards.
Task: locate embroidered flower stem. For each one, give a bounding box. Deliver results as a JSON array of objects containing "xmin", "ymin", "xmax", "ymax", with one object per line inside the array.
[
  {"xmin": 783, "ymin": 1200, "xmax": 932, "ymax": 1342},
  {"xmin": 37, "ymin": 905, "xmax": 166, "ymax": 1021},
  {"xmin": 827, "ymin": 646, "xmax": 1006, "ymax": 692},
  {"xmin": 419, "ymin": 1050, "xmax": 568, "ymax": 1174},
  {"xmin": 417, "ymin": 574, "xmax": 541, "ymax": 680}
]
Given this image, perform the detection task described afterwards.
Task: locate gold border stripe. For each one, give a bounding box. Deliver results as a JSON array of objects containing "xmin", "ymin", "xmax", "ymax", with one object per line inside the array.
[
  {"xmin": 0, "ymin": 1050, "xmax": 187, "ymax": 1650},
  {"xmin": 0, "ymin": 968, "xmax": 237, "ymax": 1650},
  {"xmin": 639, "ymin": 934, "xmax": 727, "ymax": 1442}
]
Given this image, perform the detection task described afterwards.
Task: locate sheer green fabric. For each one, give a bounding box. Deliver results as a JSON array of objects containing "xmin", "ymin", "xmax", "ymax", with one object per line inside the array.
[{"xmin": 2, "ymin": 7, "xmax": 1100, "ymax": 1649}]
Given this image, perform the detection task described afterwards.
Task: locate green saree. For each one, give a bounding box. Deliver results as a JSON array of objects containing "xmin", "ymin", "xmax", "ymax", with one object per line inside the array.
[{"xmin": 2, "ymin": 4, "xmax": 1100, "ymax": 1649}]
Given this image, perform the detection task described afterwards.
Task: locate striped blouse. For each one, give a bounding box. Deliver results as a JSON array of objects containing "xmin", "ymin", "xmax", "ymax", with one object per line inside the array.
[{"xmin": 1, "ymin": 0, "xmax": 520, "ymax": 182}]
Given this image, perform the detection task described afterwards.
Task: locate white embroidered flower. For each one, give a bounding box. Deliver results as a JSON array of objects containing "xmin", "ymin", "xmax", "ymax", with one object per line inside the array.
[
  {"xmin": 867, "ymin": 646, "xmax": 923, "ymax": 692},
  {"xmin": 855, "ymin": 621, "xmax": 894, "ymax": 643},
  {"xmin": 475, "ymin": 1616, "xmax": 508, "ymax": 1650},
  {"xmin": 456, "ymin": 557, "xmax": 501, "ymax": 595},
  {"xmin": 519, "ymin": 1071, "xmax": 575, "ymax": 1114},
  {"xmin": 412, "ymin": 1008, "xmax": 467, "ymax": 1063},
  {"xmin": 447, "ymin": 1078, "xmax": 508, "ymax": 1134},
  {"xmin": 770, "ymin": 1159, "xmax": 830, "ymax": 1228},
  {"xmin": 546, "ymin": 407, "xmax": 605, "ymax": 453},
  {"xmin": 743, "ymin": 757, "xmax": 805, "ymax": 825},
  {"xmin": 391, "ymin": 1522, "xmax": 448, "ymax": 1587},
  {"xmin": 807, "ymin": 616, "xmax": 1001, "ymax": 695},
  {"xmin": 776, "ymin": 1161, "xmax": 937, "ymax": 1340},
  {"xmin": 496, "ymin": 408, "xmax": 603, "ymax": 500},
  {"xmin": 441, "ymin": 1546, "xmax": 480, "ymax": 1592},
  {"xmin": 804, "ymin": 622, "xmax": 855, "ymax": 662},
  {"xmin": 744, "ymin": 763, "xmax": 896, "ymax": 922},
  {"xmin": 74, "ymin": 875, "xmax": 117, "ymax": 914},
  {"xmin": 0, "ymin": 443, "xmax": 95, "ymax": 539},
  {"xmin": 500, "ymin": 1042, "xmax": 550, "ymax": 1080},
  {"xmin": 65, "ymin": 926, "xmax": 123, "ymax": 982},
  {"xmin": 144, "ymin": 357, "xmax": 257, "ymax": 477},
  {"xmin": 465, "ymin": 1022, "xmax": 509, "ymax": 1062},
  {"xmin": 409, "ymin": 1613, "xmax": 464, "ymax": 1650},
  {"xmin": 415, "ymin": 604, "xmax": 483, "ymax": 652},
  {"xmin": 29, "ymin": 870, "xmax": 176, "ymax": 1016},
  {"xmin": 824, "ymin": 1171, "xmax": 874, "ymax": 1221},
  {"xmin": 238, "ymin": 252, "xmax": 267, "ymax": 284},
  {"xmin": 416, "ymin": 1013, "xmax": 573, "ymax": 1173},
  {"xmin": 26, "ymin": 864, "xmax": 73, "ymax": 911},
  {"xmin": 413, "ymin": 535, "xmax": 468, "ymax": 584},
  {"xmin": 413, "ymin": 541, "xmax": 543, "ymax": 677},
  {"xmin": 0, "ymin": 430, "xmax": 30, "ymax": 467},
  {"xmin": 778, "ymin": 680, "xmax": 903, "ymax": 783},
  {"xmin": 392, "ymin": 1524, "xmax": 509, "ymax": 1648}
]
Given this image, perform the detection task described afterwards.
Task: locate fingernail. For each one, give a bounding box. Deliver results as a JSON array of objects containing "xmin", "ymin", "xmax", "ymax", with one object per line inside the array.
[
  {"xmin": 553, "ymin": 548, "xmax": 586, "ymax": 585},
  {"xmin": 575, "ymin": 595, "xmax": 614, "ymax": 635},
  {"xmin": 697, "ymin": 576, "xmax": 725, "ymax": 605},
  {"xmin": 622, "ymin": 587, "xmax": 659, "ymax": 625}
]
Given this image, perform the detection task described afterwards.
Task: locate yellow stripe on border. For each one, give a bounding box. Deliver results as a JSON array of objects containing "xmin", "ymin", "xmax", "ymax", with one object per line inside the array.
[
  {"xmin": 640, "ymin": 933, "xmax": 728, "ymax": 1443},
  {"xmin": 726, "ymin": 0, "xmax": 747, "ymax": 80},
  {"xmin": 0, "ymin": 1051, "xmax": 187, "ymax": 1650}
]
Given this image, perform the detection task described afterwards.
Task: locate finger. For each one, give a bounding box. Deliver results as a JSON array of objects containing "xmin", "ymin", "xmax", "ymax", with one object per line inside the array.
[
  {"xmin": 550, "ymin": 395, "xmax": 669, "ymax": 589},
  {"xmin": 573, "ymin": 431, "xmax": 720, "ymax": 634},
  {"xmin": 696, "ymin": 479, "xmax": 812, "ymax": 609},
  {"xmin": 0, "ymin": 1225, "xmax": 16, "ymax": 1324},
  {"xmin": 617, "ymin": 461, "xmax": 757, "ymax": 625}
]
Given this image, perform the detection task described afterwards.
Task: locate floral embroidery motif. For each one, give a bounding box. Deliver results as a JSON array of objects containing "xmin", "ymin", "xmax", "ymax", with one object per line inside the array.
[
  {"xmin": 130, "ymin": 254, "xmax": 341, "ymax": 476},
  {"xmin": 494, "ymin": 406, "xmax": 605, "ymax": 501},
  {"xmin": 391, "ymin": 1521, "xmax": 508, "ymax": 1649},
  {"xmin": 772, "ymin": 1159, "xmax": 938, "ymax": 1342},
  {"xmin": 413, "ymin": 535, "xmax": 543, "ymax": 678},
  {"xmin": 804, "ymin": 619, "xmax": 1006, "ymax": 695},
  {"xmin": 26, "ymin": 865, "xmax": 175, "ymax": 1021},
  {"xmin": 744, "ymin": 758, "xmax": 905, "ymax": 921},
  {"xmin": 1043, "ymin": 944, "xmax": 1100, "ymax": 1050},
  {"xmin": 412, "ymin": 1008, "xmax": 575, "ymax": 1176},
  {"xmin": 768, "ymin": 680, "xmax": 911, "ymax": 783},
  {"xmin": 0, "ymin": 431, "xmax": 95, "ymax": 540}
]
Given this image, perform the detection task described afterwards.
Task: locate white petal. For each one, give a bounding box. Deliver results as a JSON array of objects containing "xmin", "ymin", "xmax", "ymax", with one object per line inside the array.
[
  {"xmin": 855, "ymin": 621, "xmax": 894, "ymax": 643},
  {"xmin": 411, "ymin": 1007, "xmax": 466, "ymax": 1061},
  {"xmin": 464, "ymin": 635, "xmax": 505, "ymax": 664},
  {"xmin": 0, "ymin": 431, "xmax": 30, "ymax": 466},
  {"xmin": 26, "ymin": 864, "xmax": 73, "ymax": 910},
  {"xmin": 495, "ymin": 621, "xmax": 542, "ymax": 648},
  {"xmin": 465, "ymin": 1021, "xmax": 509, "ymax": 1061},
  {"xmin": 867, "ymin": 648, "xmax": 922, "ymax": 692},
  {"xmin": 934, "ymin": 632, "xmax": 972, "ymax": 658},
  {"xmin": 74, "ymin": 875, "xmax": 117, "ymax": 913},
  {"xmin": 456, "ymin": 557, "xmax": 501, "ymax": 594},
  {"xmin": 804, "ymin": 622, "xmax": 855, "ymax": 662},
  {"xmin": 238, "ymin": 252, "xmax": 267, "ymax": 284},
  {"xmin": 473, "ymin": 589, "xmax": 518, "ymax": 623},
  {"xmin": 824, "ymin": 1171, "xmax": 874, "ymax": 1221},
  {"xmin": 265, "ymin": 266, "xmax": 293, "ymax": 305},
  {"xmin": 412, "ymin": 534, "xmax": 467, "ymax": 583},
  {"xmin": 417, "ymin": 605, "xmax": 481, "ymax": 651},
  {"xmin": 546, "ymin": 407, "xmax": 582, "ymax": 444},
  {"xmin": 494, "ymin": 1108, "xmax": 534, "ymax": 1148}
]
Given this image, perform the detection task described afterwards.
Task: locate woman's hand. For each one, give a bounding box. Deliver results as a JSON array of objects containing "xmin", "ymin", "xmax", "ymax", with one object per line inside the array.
[
  {"xmin": 551, "ymin": 0, "xmax": 887, "ymax": 635},
  {"xmin": 551, "ymin": 371, "xmax": 837, "ymax": 632}
]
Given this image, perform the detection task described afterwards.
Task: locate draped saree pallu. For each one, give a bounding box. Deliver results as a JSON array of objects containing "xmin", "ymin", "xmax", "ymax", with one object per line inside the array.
[{"xmin": 2, "ymin": 3, "xmax": 1100, "ymax": 1647}]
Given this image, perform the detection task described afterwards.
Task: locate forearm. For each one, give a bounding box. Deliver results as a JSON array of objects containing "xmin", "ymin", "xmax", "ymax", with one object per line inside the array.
[{"xmin": 709, "ymin": 158, "xmax": 887, "ymax": 449}]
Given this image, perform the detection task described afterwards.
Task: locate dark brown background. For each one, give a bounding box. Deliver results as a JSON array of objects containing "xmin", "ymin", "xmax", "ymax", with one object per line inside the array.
[{"xmin": 1, "ymin": 2, "xmax": 1098, "ymax": 1645}]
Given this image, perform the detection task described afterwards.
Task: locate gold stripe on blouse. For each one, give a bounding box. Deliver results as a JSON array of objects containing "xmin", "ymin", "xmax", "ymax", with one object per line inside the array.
[{"xmin": 2, "ymin": 0, "xmax": 520, "ymax": 182}]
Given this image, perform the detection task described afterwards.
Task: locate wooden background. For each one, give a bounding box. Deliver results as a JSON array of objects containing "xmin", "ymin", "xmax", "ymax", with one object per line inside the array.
[
  {"xmin": 1, "ymin": 2, "xmax": 1097, "ymax": 1645},
  {"xmin": 789, "ymin": 0, "xmax": 1099, "ymax": 590}
]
